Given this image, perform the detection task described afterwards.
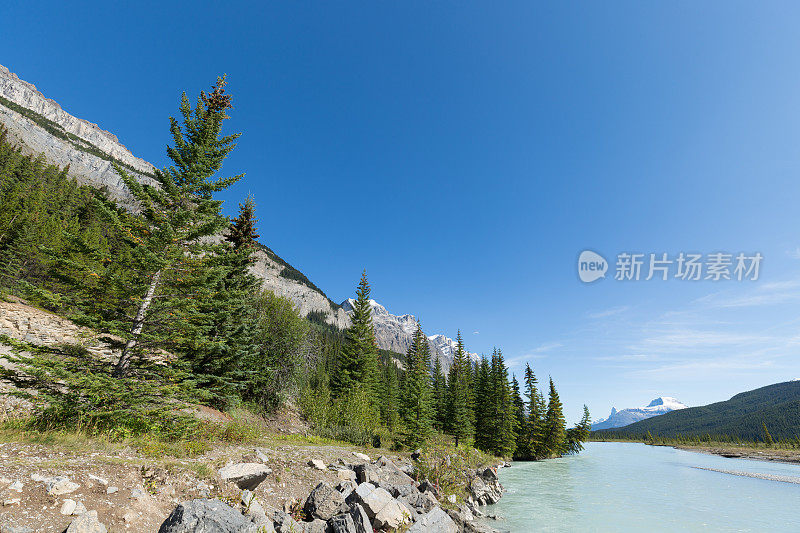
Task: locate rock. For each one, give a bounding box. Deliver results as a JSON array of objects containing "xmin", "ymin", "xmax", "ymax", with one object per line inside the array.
[
  {"xmin": 389, "ymin": 483, "xmax": 418, "ymax": 499},
  {"xmin": 407, "ymin": 507, "xmax": 458, "ymax": 533},
  {"xmin": 73, "ymin": 502, "xmax": 88, "ymax": 516},
  {"xmin": 307, "ymin": 459, "xmax": 326, "ymax": 470},
  {"xmin": 46, "ymin": 477, "xmax": 79, "ymax": 496},
  {"xmin": 336, "ymin": 480, "xmax": 358, "ymax": 500},
  {"xmin": 356, "ymin": 485, "xmax": 410, "ymax": 530},
  {"xmin": 410, "ymin": 449, "xmax": 422, "ymax": 461},
  {"xmin": 122, "ymin": 511, "xmax": 137, "ymax": 524},
  {"xmin": 7, "ymin": 482, "xmax": 22, "ymax": 492},
  {"xmin": 345, "ymin": 482, "xmax": 375, "ymax": 507},
  {"xmin": 348, "ymin": 503, "xmax": 374, "ymax": 533},
  {"xmin": 398, "ymin": 491, "xmax": 437, "ymax": 513},
  {"xmin": 105, "ymin": 487, "xmax": 118, "ymax": 495},
  {"xmin": 469, "ymin": 470, "xmax": 504, "ymax": 506},
  {"xmin": 158, "ymin": 499, "xmax": 259, "ymax": 533},
  {"xmin": 304, "ymin": 482, "xmax": 347, "ymax": 521},
  {"xmin": 2, "ymin": 499, "xmax": 20, "ymax": 506},
  {"xmin": 353, "ymin": 464, "xmax": 376, "ymax": 484},
  {"xmin": 195, "ymin": 482, "xmax": 211, "ymax": 498},
  {"xmin": 328, "ymin": 513, "xmax": 357, "ymax": 533},
  {"xmin": 447, "ymin": 494, "xmax": 457, "ymax": 504},
  {"xmin": 481, "ymin": 467, "xmax": 499, "ymax": 481},
  {"xmin": 65, "ymin": 510, "xmax": 108, "ymax": 533},
  {"xmin": 61, "ymin": 499, "xmax": 78, "ymax": 515},
  {"xmin": 241, "ymin": 490, "xmax": 273, "ymax": 531},
  {"xmin": 352, "ymin": 452, "xmax": 370, "ymax": 462},
  {"xmin": 88, "ymin": 475, "xmax": 108, "ymax": 486},
  {"xmin": 418, "ymin": 480, "xmax": 439, "ymax": 497},
  {"xmin": 273, "ymin": 510, "xmax": 304, "ymax": 533},
  {"xmin": 305, "ymin": 519, "xmax": 327, "ymax": 533},
  {"xmin": 218, "ymin": 463, "xmax": 272, "ymax": 491},
  {"xmin": 458, "ymin": 504, "xmax": 475, "ymax": 521},
  {"xmin": 1, "ymin": 525, "xmax": 33, "ymax": 533},
  {"xmin": 336, "ymin": 469, "xmax": 357, "ymax": 482},
  {"xmin": 130, "ymin": 488, "xmax": 148, "ymax": 501}
]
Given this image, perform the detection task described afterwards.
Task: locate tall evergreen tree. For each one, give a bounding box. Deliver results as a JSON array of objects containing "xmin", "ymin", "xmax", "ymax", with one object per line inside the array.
[
  {"xmin": 380, "ymin": 362, "xmax": 400, "ymax": 432},
  {"xmin": 431, "ymin": 355, "xmax": 447, "ymax": 431},
  {"xmin": 511, "ymin": 375, "xmax": 529, "ymax": 459},
  {"xmin": 400, "ymin": 324, "xmax": 435, "ymax": 447},
  {"xmin": 523, "ymin": 363, "xmax": 547, "ymax": 458},
  {"xmin": 473, "ymin": 355, "xmax": 491, "ymax": 451},
  {"xmin": 331, "ymin": 270, "xmax": 378, "ymax": 398},
  {"xmin": 541, "ymin": 377, "xmax": 567, "ymax": 457},
  {"xmin": 96, "ymin": 76, "xmax": 244, "ymax": 377},
  {"xmin": 488, "ymin": 349, "xmax": 517, "ymax": 457},
  {"xmin": 447, "ymin": 331, "xmax": 475, "ymax": 446}
]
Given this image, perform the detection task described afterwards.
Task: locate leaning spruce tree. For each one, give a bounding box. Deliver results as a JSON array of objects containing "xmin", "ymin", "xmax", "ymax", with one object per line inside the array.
[{"xmin": 103, "ymin": 76, "xmax": 243, "ymax": 377}]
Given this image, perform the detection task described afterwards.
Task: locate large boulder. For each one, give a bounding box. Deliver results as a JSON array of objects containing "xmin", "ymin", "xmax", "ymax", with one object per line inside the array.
[
  {"xmin": 407, "ymin": 507, "xmax": 458, "ymax": 533},
  {"xmin": 272, "ymin": 511, "xmax": 303, "ymax": 533},
  {"xmin": 328, "ymin": 513, "xmax": 357, "ymax": 533},
  {"xmin": 348, "ymin": 503, "xmax": 373, "ymax": 533},
  {"xmin": 64, "ymin": 510, "xmax": 107, "ymax": 533},
  {"xmin": 358, "ymin": 486, "xmax": 411, "ymax": 530},
  {"xmin": 46, "ymin": 477, "xmax": 80, "ymax": 496},
  {"xmin": 304, "ymin": 482, "xmax": 347, "ymax": 521},
  {"xmin": 158, "ymin": 499, "xmax": 259, "ymax": 533},
  {"xmin": 218, "ymin": 463, "xmax": 272, "ymax": 491}
]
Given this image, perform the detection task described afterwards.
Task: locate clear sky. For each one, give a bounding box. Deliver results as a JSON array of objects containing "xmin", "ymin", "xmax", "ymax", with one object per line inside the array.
[{"xmin": 4, "ymin": 1, "xmax": 800, "ymax": 423}]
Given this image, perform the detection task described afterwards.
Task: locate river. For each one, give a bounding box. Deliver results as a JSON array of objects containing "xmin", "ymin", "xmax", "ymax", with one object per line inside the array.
[{"xmin": 483, "ymin": 442, "xmax": 800, "ymax": 532}]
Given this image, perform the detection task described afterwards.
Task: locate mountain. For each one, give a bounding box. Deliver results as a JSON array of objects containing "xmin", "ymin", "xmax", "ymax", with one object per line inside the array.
[
  {"xmin": 340, "ymin": 298, "xmax": 476, "ymax": 371},
  {"xmin": 594, "ymin": 381, "xmax": 800, "ymax": 441},
  {"xmin": 592, "ymin": 397, "xmax": 687, "ymax": 430},
  {"xmin": 0, "ymin": 63, "xmax": 349, "ymax": 329}
]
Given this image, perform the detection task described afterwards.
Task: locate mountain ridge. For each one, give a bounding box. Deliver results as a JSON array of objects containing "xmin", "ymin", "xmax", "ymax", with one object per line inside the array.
[{"xmin": 592, "ymin": 396, "xmax": 687, "ymax": 430}]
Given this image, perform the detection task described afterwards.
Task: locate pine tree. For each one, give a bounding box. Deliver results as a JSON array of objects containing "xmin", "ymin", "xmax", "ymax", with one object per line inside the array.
[
  {"xmin": 541, "ymin": 377, "xmax": 567, "ymax": 457},
  {"xmin": 487, "ymin": 349, "xmax": 517, "ymax": 457},
  {"xmin": 400, "ymin": 324, "xmax": 435, "ymax": 447},
  {"xmin": 226, "ymin": 194, "xmax": 260, "ymax": 249},
  {"xmin": 473, "ymin": 356, "xmax": 491, "ymax": 451},
  {"xmin": 762, "ymin": 421, "xmax": 774, "ymax": 446},
  {"xmin": 566, "ymin": 405, "xmax": 592, "ymax": 454},
  {"xmin": 431, "ymin": 355, "xmax": 447, "ymax": 431},
  {"xmin": 380, "ymin": 362, "xmax": 400, "ymax": 432},
  {"xmin": 447, "ymin": 331, "xmax": 475, "ymax": 447},
  {"xmin": 332, "ymin": 270, "xmax": 379, "ymax": 398},
  {"xmin": 96, "ymin": 76, "xmax": 244, "ymax": 377},
  {"xmin": 523, "ymin": 363, "xmax": 547, "ymax": 459},
  {"xmin": 512, "ymin": 375, "xmax": 529, "ymax": 459}
]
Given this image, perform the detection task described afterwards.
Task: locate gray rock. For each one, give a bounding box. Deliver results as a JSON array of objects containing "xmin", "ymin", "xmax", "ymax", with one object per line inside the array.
[
  {"xmin": 304, "ymin": 482, "xmax": 347, "ymax": 521},
  {"xmin": 305, "ymin": 519, "xmax": 327, "ymax": 533},
  {"xmin": 158, "ymin": 499, "xmax": 259, "ymax": 533},
  {"xmin": 398, "ymin": 491, "xmax": 437, "ymax": 513},
  {"xmin": 348, "ymin": 504, "xmax": 373, "ymax": 533},
  {"xmin": 65, "ymin": 510, "xmax": 108, "ymax": 533},
  {"xmin": 359, "ymin": 486, "xmax": 410, "ymax": 529},
  {"xmin": 6, "ymin": 482, "xmax": 22, "ymax": 493},
  {"xmin": 345, "ymin": 482, "xmax": 375, "ymax": 507},
  {"xmin": 336, "ymin": 480, "xmax": 358, "ymax": 500},
  {"xmin": 328, "ymin": 513, "xmax": 357, "ymax": 533},
  {"xmin": 241, "ymin": 491, "xmax": 273, "ymax": 531},
  {"xmin": 106, "ymin": 487, "xmax": 118, "ymax": 495},
  {"xmin": 273, "ymin": 511, "xmax": 304, "ymax": 533},
  {"xmin": 218, "ymin": 463, "xmax": 272, "ymax": 491},
  {"xmin": 46, "ymin": 476, "xmax": 79, "ymax": 496},
  {"xmin": 408, "ymin": 507, "xmax": 458, "ymax": 533}
]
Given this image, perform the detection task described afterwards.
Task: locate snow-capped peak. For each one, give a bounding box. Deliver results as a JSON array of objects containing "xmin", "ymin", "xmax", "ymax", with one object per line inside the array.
[{"xmin": 592, "ymin": 396, "xmax": 688, "ymax": 430}]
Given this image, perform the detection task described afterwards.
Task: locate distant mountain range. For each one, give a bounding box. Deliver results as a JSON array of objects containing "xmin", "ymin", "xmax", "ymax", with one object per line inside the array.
[
  {"xmin": 593, "ymin": 381, "xmax": 800, "ymax": 441},
  {"xmin": 592, "ymin": 397, "xmax": 687, "ymax": 430}
]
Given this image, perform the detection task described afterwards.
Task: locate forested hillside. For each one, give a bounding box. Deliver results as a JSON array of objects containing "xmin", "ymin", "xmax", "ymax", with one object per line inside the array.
[{"xmin": 594, "ymin": 381, "xmax": 800, "ymax": 442}]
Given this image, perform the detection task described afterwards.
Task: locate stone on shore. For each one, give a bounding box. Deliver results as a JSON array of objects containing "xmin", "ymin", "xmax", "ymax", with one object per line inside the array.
[
  {"xmin": 407, "ymin": 507, "xmax": 458, "ymax": 533},
  {"xmin": 64, "ymin": 510, "xmax": 107, "ymax": 533},
  {"xmin": 218, "ymin": 463, "xmax": 272, "ymax": 491}
]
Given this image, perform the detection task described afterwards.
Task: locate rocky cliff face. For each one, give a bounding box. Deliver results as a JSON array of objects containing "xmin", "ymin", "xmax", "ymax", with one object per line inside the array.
[
  {"xmin": 0, "ymin": 63, "xmax": 349, "ymax": 329},
  {"xmin": 0, "ymin": 64, "xmax": 156, "ymax": 208}
]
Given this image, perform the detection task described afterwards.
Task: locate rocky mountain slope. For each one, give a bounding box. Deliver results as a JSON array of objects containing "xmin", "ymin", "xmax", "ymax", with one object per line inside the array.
[
  {"xmin": 0, "ymin": 63, "xmax": 349, "ymax": 330},
  {"xmin": 591, "ymin": 397, "xmax": 687, "ymax": 430}
]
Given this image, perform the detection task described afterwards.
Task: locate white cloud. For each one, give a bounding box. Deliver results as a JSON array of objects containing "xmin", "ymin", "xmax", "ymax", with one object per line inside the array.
[{"xmin": 587, "ymin": 306, "xmax": 630, "ymax": 319}]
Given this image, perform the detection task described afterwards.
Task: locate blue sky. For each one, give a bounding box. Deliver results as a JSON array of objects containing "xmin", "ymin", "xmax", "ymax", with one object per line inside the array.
[{"xmin": 4, "ymin": 1, "xmax": 800, "ymax": 423}]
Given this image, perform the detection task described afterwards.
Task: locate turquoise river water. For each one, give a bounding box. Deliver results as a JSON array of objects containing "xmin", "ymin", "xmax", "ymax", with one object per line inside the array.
[{"xmin": 483, "ymin": 442, "xmax": 800, "ymax": 532}]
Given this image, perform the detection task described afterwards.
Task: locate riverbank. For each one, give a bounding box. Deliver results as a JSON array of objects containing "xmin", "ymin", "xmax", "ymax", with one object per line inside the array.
[{"xmin": 671, "ymin": 444, "xmax": 800, "ymax": 465}]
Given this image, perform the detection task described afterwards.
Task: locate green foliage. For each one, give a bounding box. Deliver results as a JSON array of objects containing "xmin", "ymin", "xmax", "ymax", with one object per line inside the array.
[
  {"xmin": 400, "ymin": 324, "xmax": 435, "ymax": 447},
  {"xmin": 446, "ymin": 331, "xmax": 475, "ymax": 447}
]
